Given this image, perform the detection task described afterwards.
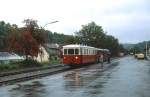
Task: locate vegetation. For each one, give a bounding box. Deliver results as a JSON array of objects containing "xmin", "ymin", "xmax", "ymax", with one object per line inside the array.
[
  {"xmin": 122, "ymin": 41, "xmax": 150, "ymax": 54},
  {"xmin": 0, "ymin": 64, "xmax": 19, "ymax": 72},
  {"xmin": 75, "ymin": 22, "xmax": 122, "ymax": 56},
  {"xmin": 0, "ymin": 21, "xmax": 18, "ymax": 51},
  {"xmin": 0, "ymin": 20, "xmax": 124, "ymax": 56},
  {"xmin": 0, "ymin": 19, "xmax": 124, "ymax": 71},
  {"xmin": 7, "ymin": 19, "xmax": 47, "ymax": 60},
  {"xmin": 0, "ymin": 58, "xmax": 61, "ymax": 72},
  {"xmin": 0, "ymin": 59, "xmax": 41, "ymax": 72}
]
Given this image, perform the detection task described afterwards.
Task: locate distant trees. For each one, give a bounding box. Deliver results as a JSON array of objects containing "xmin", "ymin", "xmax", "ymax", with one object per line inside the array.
[
  {"xmin": 0, "ymin": 21, "xmax": 18, "ymax": 51},
  {"xmin": 0, "ymin": 20, "xmax": 124, "ymax": 57}
]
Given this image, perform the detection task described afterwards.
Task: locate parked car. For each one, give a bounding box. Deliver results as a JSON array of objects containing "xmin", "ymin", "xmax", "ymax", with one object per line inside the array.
[{"xmin": 136, "ymin": 53, "xmax": 145, "ymax": 59}]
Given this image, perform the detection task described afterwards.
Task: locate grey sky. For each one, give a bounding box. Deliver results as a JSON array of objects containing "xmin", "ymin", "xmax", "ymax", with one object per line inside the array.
[{"xmin": 0, "ymin": 0, "xmax": 150, "ymax": 43}]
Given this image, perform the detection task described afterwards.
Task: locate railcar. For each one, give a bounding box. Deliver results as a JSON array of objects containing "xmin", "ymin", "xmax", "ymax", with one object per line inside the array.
[{"xmin": 63, "ymin": 44, "xmax": 110, "ymax": 66}]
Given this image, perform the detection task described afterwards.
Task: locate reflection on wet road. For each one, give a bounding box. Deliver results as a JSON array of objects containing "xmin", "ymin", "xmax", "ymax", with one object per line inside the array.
[{"xmin": 0, "ymin": 56, "xmax": 150, "ymax": 97}]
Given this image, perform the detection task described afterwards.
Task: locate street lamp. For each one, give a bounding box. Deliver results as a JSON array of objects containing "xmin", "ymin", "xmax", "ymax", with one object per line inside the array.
[
  {"xmin": 40, "ymin": 20, "xmax": 58, "ymax": 62},
  {"xmin": 42, "ymin": 21, "xmax": 59, "ymax": 29}
]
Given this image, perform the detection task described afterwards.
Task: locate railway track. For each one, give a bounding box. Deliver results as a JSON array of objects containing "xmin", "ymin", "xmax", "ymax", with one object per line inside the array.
[
  {"xmin": 0, "ymin": 65, "xmax": 63, "ymax": 77},
  {"xmin": 0, "ymin": 65, "xmax": 70, "ymax": 86}
]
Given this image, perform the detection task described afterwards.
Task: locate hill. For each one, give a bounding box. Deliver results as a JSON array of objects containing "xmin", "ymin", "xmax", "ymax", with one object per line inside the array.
[
  {"xmin": 122, "ymin": 41, "xmax": 150, "ymax": 53},
  {"xmin": 122, "ymin": 43, "xmax": 135, "ymax": 49}
]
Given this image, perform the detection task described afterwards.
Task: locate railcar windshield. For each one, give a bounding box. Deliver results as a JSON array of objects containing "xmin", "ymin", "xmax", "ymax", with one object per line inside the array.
[
  {"xmin": 63, "ymin": 48, "xmax": 79, "ymax": 55},
  {"xmin": 64, "ymin": 49, "xmax": 67, "ymax": 54},
  {"xmin": 68, "ymin": 49, "xmax": 74, "ymax": 54}
]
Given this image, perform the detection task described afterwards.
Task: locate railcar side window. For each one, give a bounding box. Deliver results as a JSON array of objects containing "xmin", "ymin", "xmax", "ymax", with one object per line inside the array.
[
  {"xmin": 64, "ymin": 49, "xmax": 67, "ymax": 55},
  {"xmin": 86, "ymin": 49, "xmax": 88, "ymax": 55},
  {"xmin": 93, "ymin": 50, "xmax": 95, "ymax": 55},
  {"xmin": 75, "ymin": 49, "xmax": 79, "ymax": 55},
  {"xmin": 68, "ymin": 49, "xmax": 74, "ymax": 54},
  {"xmin": 84, "ymin": 49, "xmax": 86, "ymax": 55}
]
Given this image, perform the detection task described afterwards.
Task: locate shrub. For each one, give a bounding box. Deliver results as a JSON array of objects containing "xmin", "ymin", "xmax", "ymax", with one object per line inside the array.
[
  {"xmin": 0, "ymin": 64, "xmax": 19, "ymax": 71},
  {"xmin": 18, "ymin": 59, "xmax": 42, "ymax": 67}
]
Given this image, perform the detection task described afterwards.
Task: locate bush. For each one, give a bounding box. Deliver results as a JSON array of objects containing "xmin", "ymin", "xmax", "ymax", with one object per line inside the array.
[
  {"xmin": 0, "ymin": 64, "xmax": 19, "ymax": 71},
  {"xmin": 18, "ymin": 59, "xmax": 42, "ymax": 67}
]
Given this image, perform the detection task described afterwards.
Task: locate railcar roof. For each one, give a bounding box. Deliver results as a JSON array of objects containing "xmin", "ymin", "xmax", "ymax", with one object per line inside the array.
[
  {"xmin": 103, "ymin": 49, "xmax": 110, "ymax": 52},
  {"xmin": 63, "ymin": 44, "xmax": 109, "ymax": 52},
  {"xmin": 63, "ymin": 44, "xmax": 96, "ymax": 49}
]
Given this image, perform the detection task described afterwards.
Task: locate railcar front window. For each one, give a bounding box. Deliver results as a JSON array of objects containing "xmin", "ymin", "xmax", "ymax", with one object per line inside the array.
[
  {"xmin": 75, "ymin": 49, "xmax": 79, "ymax": 55},
  {"xmin": 68, "ymin": 49, "xmax": 74, "ymax": 54},
  {"xmin": 64, "ymin": 49, "xmax": 67, "ymax": 55}
]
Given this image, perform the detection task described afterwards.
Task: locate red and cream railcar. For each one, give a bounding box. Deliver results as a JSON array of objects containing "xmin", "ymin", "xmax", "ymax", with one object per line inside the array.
[{"xmin": 62, "ymin": 44, "xmax": 110, "ymax": 66}]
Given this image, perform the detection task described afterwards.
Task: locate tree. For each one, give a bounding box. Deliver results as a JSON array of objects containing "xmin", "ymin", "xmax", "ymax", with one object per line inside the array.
[
  {"xmin": 75, "ymin": 22, "xmax": 120, "ymax": 56},
  {"xmin": 7, "ymin": 30, "xmax": 40, "ymax": 59},
  {"xmin": 8, "ymin": 19, "xmax": 47, "ymax": 60},
  {"xmin": 75, "ymin": 22, "xmax": 105, "ymax": 48},
  {"xmin": 0, "ymin": 21, "xmax": 19, "ymax": 51},
  {"xmin": 64, "ymin": 35, "xmax": 76, "ymax": 44}
]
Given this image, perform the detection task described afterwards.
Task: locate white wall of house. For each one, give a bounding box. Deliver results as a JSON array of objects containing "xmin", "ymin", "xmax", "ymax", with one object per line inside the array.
[{"xmin": 34, "ymin": 46, "xmax": 49, "ymax": 62}]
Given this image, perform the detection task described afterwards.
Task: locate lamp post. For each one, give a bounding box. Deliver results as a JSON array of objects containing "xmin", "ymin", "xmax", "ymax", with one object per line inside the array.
[
  {"xmin": 42, "ymin": 21, "xmax": 59, "ymax": 29},
  {"xmin": 41, "ymin": 20, "xmax": 59, "ymax": 42},
  {"xmin": 40, "ymin": 20, "xmax": 58, "ymax": 62}
]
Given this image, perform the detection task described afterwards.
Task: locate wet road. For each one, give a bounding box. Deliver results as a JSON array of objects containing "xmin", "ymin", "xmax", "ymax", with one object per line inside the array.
[{"xmin": 0, "ymin": 56, "xmax": 150, "ymax": 97}]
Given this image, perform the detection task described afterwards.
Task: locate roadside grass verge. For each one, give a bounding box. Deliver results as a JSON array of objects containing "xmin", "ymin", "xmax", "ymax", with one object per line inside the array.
[{"xmin": 0, "ymin": 58, "xmax": 62, "ymax": 72}]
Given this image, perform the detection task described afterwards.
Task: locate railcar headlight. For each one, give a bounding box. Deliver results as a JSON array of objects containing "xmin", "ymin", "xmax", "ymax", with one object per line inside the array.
[
  {"xmin": 75, "ymin": 56, "xmax": 78, "ymax": 59},
  {"xmin": 64, "ymin": 57, "xmax": 66, "ymax": 59}
]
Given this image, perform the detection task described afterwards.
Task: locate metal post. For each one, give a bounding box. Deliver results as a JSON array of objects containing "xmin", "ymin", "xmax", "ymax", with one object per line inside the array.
[
  {"xmin": 146, "ymin": 42, "xmax": 148, "ymax": 58},
  {"xmin": 40, "ymin": 21, "xmax": 59, "ymax": 62},
  {"xmin": 42, "ymin": 21, "xmax": 59, "ymax": 29}
]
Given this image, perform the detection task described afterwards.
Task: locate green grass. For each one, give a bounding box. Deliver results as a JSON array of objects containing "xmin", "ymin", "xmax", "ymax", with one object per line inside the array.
[
  {"xmin": 17, "ymin": 59, "xmax": 42, "ymax": 67},
  {"xmin": 0, "ymin": 58, "xmax": 62, "ymax": 72},
  {"xmin": 0, "ymin": 64, "xmax": 19, "ymax": 72},
  {"xmin": 0, "ymin": 59, "xmax": 41, "ymax": 72},
  {"xmin": 41, "ymin": 58, "xmax": 62, "ymax": 66}
]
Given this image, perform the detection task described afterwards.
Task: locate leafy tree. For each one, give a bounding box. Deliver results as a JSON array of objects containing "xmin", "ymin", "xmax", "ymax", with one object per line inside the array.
[
  {"xmin": 0, "ymin": 21, "xmax": 19, "ymax": 51},
  {"xmin": 75, "ymin": 22, "xmax": 120, "ymax": 56},
  {"xmin": 75, "ymin": 22, "xmax": 105, "ymax": 47},
  {"xmin": 7, "ymin": 30, "xmax": 40, "ymax": 59},
  {"xmin": 8, "ymin": 19, "xmax": 47, "ymax": 60},
  {"xmin": 23, "ymin": 19, "xmax": 47, "ymax": 46},
  {"xmin": 64, "ymin": 35, "xmax": 76, "ymax": 44},
  {"xmin": 103, "ymin": 35, "xmax": 120, "ymax": 55},
  {"xmin": 47, "ymin": 30, "xmax": 53, "ymax": 43}
]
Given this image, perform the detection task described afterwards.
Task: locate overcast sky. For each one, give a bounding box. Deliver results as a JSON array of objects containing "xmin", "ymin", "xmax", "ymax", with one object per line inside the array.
[{"xmin": 0, "ymin": 0, "xmax": 150, "ymax": 43}]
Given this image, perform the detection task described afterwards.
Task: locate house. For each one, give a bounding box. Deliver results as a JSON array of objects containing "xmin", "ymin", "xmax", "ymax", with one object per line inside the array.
[
  {"xmin": 44, "ymin": 43, "xmax": 61, "ymax": 60},
  {"xmin": 34, "ymin": 46, "xmax": 49, "ymax": 62},
  {"xmin": 34, "ymin": 43, "xmax": 61, "ymax": 62}
]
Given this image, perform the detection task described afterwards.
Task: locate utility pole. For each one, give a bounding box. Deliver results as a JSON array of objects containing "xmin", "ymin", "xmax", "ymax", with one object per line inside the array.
[{"xmin": 146, "ymin": 42, "xmax": 148, "ymax": 59}]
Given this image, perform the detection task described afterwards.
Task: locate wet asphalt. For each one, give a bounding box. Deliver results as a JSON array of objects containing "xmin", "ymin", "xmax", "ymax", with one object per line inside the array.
[{"xmin": 0, "ymin": 56, "xmax": 150, "ymax": 97}]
